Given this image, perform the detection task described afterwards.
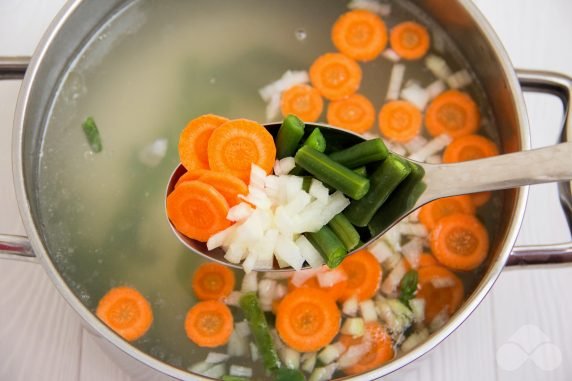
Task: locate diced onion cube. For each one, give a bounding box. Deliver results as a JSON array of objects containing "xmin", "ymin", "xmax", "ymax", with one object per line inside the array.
[
  {"xmin": 340, "ymin": 317, "xmax": 365, "ymax": 337},
  {"xmin": 359, "ymin": 300, "xmax": 378, "ymax": 322}
]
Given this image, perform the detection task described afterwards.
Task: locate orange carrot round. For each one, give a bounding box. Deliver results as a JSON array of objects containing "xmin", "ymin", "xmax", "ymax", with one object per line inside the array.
[
  {"xmin": 416, "ymin": 265, "xmax": 464, "ymax": 323},
  {"xmin": 287, "ymin": 275, "xmax": 347, "ymax": 302},
  {"xmin": 207, "ymin": 119, "xmax": 276, "ymax": 183},
  {"xmin": 378, "ymin": 100, "xmax": 422, "ymax": 142},
  {"xmin": 471, "ymin": 191, "xmax": 492, "ymax": 207},
  {"xmin": 418, "ymin": 252, "xmax": 438, "ymax": 268},
  {"xmin": 185, "ymin": 300, "xmax": 233, "ymax": 347},
  {"xmin": 166, "ymin": 180, "xmax": 231, "ymax": 242},
  {"xmin": 198, "ymin": 171, "xmax": 248, "ymax": 207},
  {"xmin": 430, "ymin": 213, "xmax": 489, "ymax": 271},
  {"xmin": 309, "ymin": 52, "xmax": 362, "ymax": 101},
  {"xmin": 276, "ymin": 288, "xmax": 341, "ymax": 352},
  {"xmin": 178, "ymin": 114, "xmax": 228, "ymax": 170},
  {"xmin": 425, "ymin": 90, "xmax": 480, "ymax": 138},
  {"xmin": 418, "ymin": 195, "xmax": 476, "ymax": 230},
  {"xmin": 327, "ymin": 93, "xmax": 376, "ymax": 134},
  {"xmin": 340, "ymin": 322, "xmax": 394, "ymax": 375},
  {"xmin": 443, "ymin": 134, "xmax": 499, "ymax": 163},
  {"xmin": 339, "ymin": 249, "xmax": 382, "ymax": 301},
  {"xmin": 390, "ymin": 21, "xmax": 431, "ymax": 60},
  {"xmin": 175, "ymin": 168, "xmax": 211, "ymax": 188},
  {"xmin": 280, "ymin": 84, "xmax": 324, "ymax": 122},
  {"xmin": 96, "ymin": 286, "xmax": 153, "ymax": 342},
  {"xmin": 192, "ymin": 263, "xmax": 236, "ymax": 301},
  {"xmin": 331, "ymin": 10, "xmax": 388, "ymax": 62}
]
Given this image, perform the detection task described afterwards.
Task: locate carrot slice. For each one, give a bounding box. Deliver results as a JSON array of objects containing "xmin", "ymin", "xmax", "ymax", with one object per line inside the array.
[
  {"xmin": 192, "ymin": 263, "xmax": 236, "ymax": 301},
  {"xmin": 287, "ymin": 275, "xmax": 348, "ymax": 302},
  {"xmin": 327, "ymin": 93, "xmax": 376, "ymax": 134},
  {"xmin": 198, "ymin": 171, "xmax": 248, "ymax": 207},
  {"xmin": 175, "ymin": 168, "xmax": 211, "ymax": 188},
  {"xmin": 430, "ymin": 213, "xmax": 489, "ymax": 271},
  {"xmin": 185, "ymin": 300, "xmax": 233, "ymax": 347},
  {"xmin": 276, "ymin": 288, "xmax": 341, "ymax": 352},
  {"xmin": 378, "ymin": 100, "xmax": 422, "ymax": 142},
  {"xmin": 339, "ymin": 249, "xmax": 382, "ymax": 301},
  {"xmin": 390, "ymin": 21, "xmax": 430, "ymax": 60},
  {"xmin": 309, "ymin": 52, "xmax": 362, "ymax": 101},
  {"xmin": 280, "ymin": 84, "xmax": 324, "ymax": 122},
  {"xmin": 166, "ymin": 181, "xmax": 231, "ymax": 242},
  {"xmin": 442, "ymin": 134, "xmax": 499, "ymax": 207},
  {"xmin": 418, "ymin": 195, "xmax": 476, "ymax": 230},
  {"xmin": 443, "ymin": 134, "xmax": 499, "ymax": 163},
  {"xmin": 207, "ymin": 119, "xmax": 276, "ymax": 183},
  {"xmin": 96, "ymin": 286, "xmax": 153, "ymax": 342},
  {"xmin": 339, "ymin": 322, "xmax": 394, "ymax": 375},
  {"xmin": 425, "ymin": 90, "xmax": 480, "ymax": 138},
  {"xmin": 416, "ymin": 265, "xmax": 464, "ymax": 324},
  {"xmin": 331, "ymin": 10, "xmax": 388, "ymax": 62},
  {"xmin": 178, "ymin": 114, "xmax": 229, "ymax": 170}
]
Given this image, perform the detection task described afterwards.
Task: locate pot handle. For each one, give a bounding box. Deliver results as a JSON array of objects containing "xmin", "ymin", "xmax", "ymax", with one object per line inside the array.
[
  {"xmin": 0, "ymin": 57, "xmax": 35, "ymax": 262},
  {"xmin": 506, "ymin": 69, "xmax": 572, "ymax": 266}
]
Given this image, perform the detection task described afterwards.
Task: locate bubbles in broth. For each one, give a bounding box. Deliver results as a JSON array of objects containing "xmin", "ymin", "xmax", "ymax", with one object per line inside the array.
[{"xmin": 38, "ymin": 0, "xmax": 502, "ymax": 378}]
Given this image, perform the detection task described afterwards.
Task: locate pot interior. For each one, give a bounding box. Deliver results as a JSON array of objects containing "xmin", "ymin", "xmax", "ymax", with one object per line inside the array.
[{"xmin": 19, "ymin": 0, "xmax": 526, "ymax": 379}]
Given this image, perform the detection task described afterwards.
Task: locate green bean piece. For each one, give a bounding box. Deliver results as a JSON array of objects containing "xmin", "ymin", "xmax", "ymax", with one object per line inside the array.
[
  {"xmin": 399, "ymin": 270, "xmax": 419, "ymax": 308},
  {"xmin": 344, "ymin": 154, "xmax": 411, "ymax": 227},
  {"xmin": 303, "ymin": 128, "xmax": 326, "ymax": 153},
  {"xmin": 305, "ymin": 225, "xmax": 347, "ymax": 268},
  {"xmin": 276, "ymin": 115, "xmax": 305, "ymax": 159},
  {"xmin": 82, "ymin": 116, "xmax": 102, "ymax": 153},
  {"xmin": 368, "ymin": 161, "xmax": 426, "ymax": 236},
  {"xmin": 273, "ymin": 368, "xmax": 306, "ymax": 381},
  {"xmin": 301, "ymin": 176, "xmax": 313, "ymax": 192},
  {"xmin": 238, "ymin": 293, "xmax": 281, "ymax": 371},
  {"xmin": 353, "ymin": 166, "xmax": 367, "ymax": 177},
  {"xmin": 329, "ymin": 138, "xmax": 388, "ymax": 168},
  {"xmin": 295, "ymin": 146, "xmax": 370, "ymax": 200},
  {"xmin": 328, "ymin": 213, "xmax": 360, "ymax": 251},
  {"xmin": 222, "ymin": 376, "xmax": 251, "ymax": 381}
]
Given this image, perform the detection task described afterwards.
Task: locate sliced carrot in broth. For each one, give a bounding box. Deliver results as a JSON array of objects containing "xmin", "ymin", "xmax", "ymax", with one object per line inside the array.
[
  {"xmin": 327, "ymin": 93, "xmax": 376, "ymax": 134},
  {"xmin": 309, "ymin": 52, "xmax": 363, "ymax": 101},
  {"xmin": 332, "ymin": 9, "xmax": 388, "ymax": 62},
  {"xmin": 178, "ymin": 114, "xmax": 228, "ymax": 170},
  {"xmin": 280, "ymin": 84, "xmax": 324, "ymax": 122}
]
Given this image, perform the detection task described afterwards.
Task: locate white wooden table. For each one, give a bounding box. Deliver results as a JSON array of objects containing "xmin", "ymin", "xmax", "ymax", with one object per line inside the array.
[{"xmin": 1, "ymin": 1, "xmax": 571, "ymax": 380}]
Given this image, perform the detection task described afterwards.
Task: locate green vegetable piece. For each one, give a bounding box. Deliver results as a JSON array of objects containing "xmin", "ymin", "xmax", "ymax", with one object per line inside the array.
[
  {"xmin": 239, "ymin": 292, "xmax": 281, "ymax": 371},
  {"xmin": 399, "ymin": 270, "xmax": 419, "ymax": 308},
  {"xmin": 303, "ymin": 128, "xmax": 326, "ymax": 153},
  {"xmin": 82, "ymin": 116, "xmax": 102, "ymax": 153},
  {"xmin": 368, "ymin": 161, "xmax": 426, "ymax": 236},
  {"xmin": 329, "ymin": 138, "xmax": 388, "ymax": 168},
  {"xmin": 295, "ymin": 146, "xmax": 370, "ymax": 200},
  {"xmin": 305, "ymin": 225, "xmax": 347, "ymax": 268},
  {"xmin": 222, "ymin": 377, "xmax": 251, "ymax": 381},
  {"xmin": 353, "ymin": 166, "xmax": 367, "ymax": 177},
  {"xmin": 276, "ymin": 115, "xmax": 305, "ymax": 159},
  {"xmin": 328, "ymin": 213, "xmax": 360, "ymax": 251},
  {"xmin": 344, "ymin": 154, "xmax": 411, "ymax": 227},
  {"xmin": 273, "ymin": 368, "xmax": 306, "ymax": 381}
]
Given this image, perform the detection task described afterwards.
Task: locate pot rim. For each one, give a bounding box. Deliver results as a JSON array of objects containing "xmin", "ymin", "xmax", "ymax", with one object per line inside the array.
[{"xmin": 11, "ymin": 0, "xmax": 530, "ymax": 379}]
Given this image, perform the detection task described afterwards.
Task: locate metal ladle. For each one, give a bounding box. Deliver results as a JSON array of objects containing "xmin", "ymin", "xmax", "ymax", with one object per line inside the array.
[{"xmin": 166, "ymin": 122, "xmax": 572, "ymax": 271}]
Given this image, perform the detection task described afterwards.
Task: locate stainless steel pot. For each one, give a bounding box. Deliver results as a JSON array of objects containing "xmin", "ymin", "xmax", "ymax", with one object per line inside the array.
[{"xmin": 1, "ymin": 0, "xmax": 571, "ymax": 380}]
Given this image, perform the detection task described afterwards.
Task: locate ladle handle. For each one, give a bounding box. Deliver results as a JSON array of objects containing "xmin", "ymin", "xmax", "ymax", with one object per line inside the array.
[
  {"xmin": 0, "ymin": 57, "xmax": 35, "ymax": 262},
  {"xmin": 421, "ymin": 142, "xmax": 572, "ymax": 200}
]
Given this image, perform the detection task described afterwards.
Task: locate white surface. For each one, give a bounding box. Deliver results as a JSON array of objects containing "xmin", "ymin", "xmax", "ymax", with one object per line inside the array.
[{"xmin": 0, "ymin": 0, "xmax": 571, "ymax": 380}]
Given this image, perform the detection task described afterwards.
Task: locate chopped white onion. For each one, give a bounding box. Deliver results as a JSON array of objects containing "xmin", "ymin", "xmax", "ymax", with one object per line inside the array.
[
  {"xmin": 280, "ymin": 347, "xmax": 301, "ymax": 369},
  {"xmin": 275, "ymin": 233, "xmax": 305, "ymax": 270},
  {"xmin": 426, "ymin": 79, "xmax": 447, "ymax": 100},
  {"xmin": 274, "ymin": 157, "xmax": 296, "ymax": 176},
  {"xmin": 227, "ymin": 202, "xmax": 254, "ymax": 222},
  {"xmin": 447, "ymin": 69, "xmax": 473, "ymax": 89},
  {"xmin": 386, "ymin": 63, "xmax": 406, "ymax": 100},
  {"xmin": 252, "ymin": 229, "xmax": 278, "ymax": 270},
  {"xmin": 401, "ymin": 237, "xmax": 424, "ymax": 269},
  {"xmin": 290, "ymin": 267, "xmax": 322, "ymax": 287},
  {"xmin": 224, "ymin": 291, "xmax": 243, "ymax": 307},
  {"xmin": 368, "ymin": 239, "xmax": 394, "ymax": 263},
  {"xmin": 401, "ymin": 82, "xmax": 430, "ymax": 110},
  {"xmin": 301, "ymin": 352, "xmax": 317, "ymax": 373},
  {"xmin": 400, "ymin": 329, "xmax": 429, "ymax": 353},
  {"xmin": 249, "ymin": 341, "xmax": 259, "ymax": 362},
  {"xmin": 338, "ymin": 341, "xmax": 371, "ymax": 369},
  {"xmin": 309, "ymin": 178, "xmax": 330, "ymax": 204},
  {"xmin": 431, "ymin": 277, "xmax": 456, "ymax": 289},
  {"xmin": 274, "ymin": 283, "xmax": 287, "ymax": 300},
  {"xmin": 341, "ymin": 317, "xmax": 365, "ymax": 337},
  {"xmin": 317, "ymin": 268, "xmax": 347, "ymax": 288},
  {"xmin": 225, "ymin": 242, "xmax": 247, "ymax": 264},
  {"xmin": 318, "ymin": 342, "xmax": 346, "ymax": 364},
  {"xmin": 207, "ymin": 224, "xmax": 237, "ymax": 251},
  {"xmin": 227, "ymin": 331, "xmax": 249, "ymax": 357},
  {"xmin": 400, "ymin": 223, "xmax": 427, "ymax": 237},
  {"xmin": 429, "ymin": 309, "xmax": 449, "ymax": 332},
  {"xmin": 235, "ymin": 320, "xmax": 251, "ymax": 338},
  {"xmin": 404, "ymin": 135, "xmax": 428, "ymax": 154},
  {"xmin": 188, "ymin": 361, "xmax": 212, "ymax": 374},
  {"xmin": 381, "ymin": 259, "xmax": 407, "ymax": 296},
  {"xmin": 258, "ymin": 278, "xmax": 277, "ymax": 311},
  {"xmin": 203, "ymin": 363, "xmax": 226, "ymax": 378},
  {"xmin": 241, "ymin": 272, "xmax": 258, "ymax": 293},
  {"xmin": 259, "ymin": 70, "xmax": 309, "ymax": 101},
  {"xmin": 384, "ymin": 139, "xmax": 407, "ymax": 157},
  {"xmin": 362, "ymin": 131, "xmax": 381, "ymax": 140},
  {"xmin": 296, "ymin": 236, "xmax": 325, "ymax": 268},
  {"xmin": 382, "ymin": 48, "xmax": 401, "ymax": 62},
  {"xmin": 383, "ymin": 224, "xmax": 402, "ymax": 251},
  {"xmin": 425, "ymin": 54, "xmax": 452, "ymax": 80},
  {"xmin": 250, "ymin": 164, "xmax": 268, "ymax": 190},
  {"xmin": 342, "ymin": 296, "xmax": 359, "ymax": 317},
  {"xmin": 271, "ymin": 329, "xmax": 285, "ymax": 350},
  {"xmin": 348, "ymin": 0, "xmax": 391, "ymax": 15},
  {"xmin": 265, "ymin": 92, "xmax": 281, "ymax": 121},
  {"xmin": 408, "ymin": 134, "xmax": 452, "ymax": 162},
  {"xmin": 229, "ymin": 365, "xmax": 253, "ymax": 378},
  {"xmin": 205, "ymin": 352, "xmax": 230, "ymax": 364},
  {"xmin": 285, "ymin": 175, "xmax": 304, "ymax": 202},
  {"xmin": 410, "ymin": 298, "xmax": 426, "ymax": 323},
  {"xmin": 425, "ymin": 154, "xmax": 442, "ymax": 164},
  {"xmin": 359, "ymin": 299, "xmax": 378, "ymax": 322},
  {"xmin": 138, "ymin": 138, "xmax": 168, "ymax": 167}
]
